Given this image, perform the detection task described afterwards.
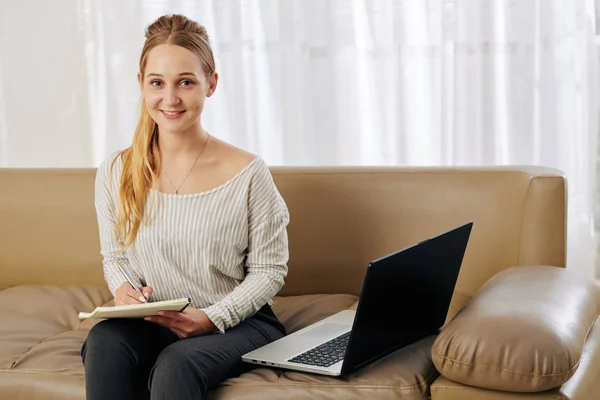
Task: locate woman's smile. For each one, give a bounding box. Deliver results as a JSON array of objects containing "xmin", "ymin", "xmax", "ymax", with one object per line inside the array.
[{"xmin": 160, "ymin": 109, "xmax": 186, "ymax": 119}]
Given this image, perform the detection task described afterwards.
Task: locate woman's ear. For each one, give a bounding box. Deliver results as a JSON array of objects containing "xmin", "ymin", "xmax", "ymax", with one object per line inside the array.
[
  {"xmin": 137, "ymin": 72, "xmax": 143, "ymax": 90},
  {"xmin": 207, "ymin": 72, "xmax": 219, "ymax": 97}
]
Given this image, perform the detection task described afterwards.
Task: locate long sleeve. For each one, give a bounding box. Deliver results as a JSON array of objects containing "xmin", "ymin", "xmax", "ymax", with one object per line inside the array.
[
  {"xmin": 95, "ymin": 154, "xmax": 143, "ymax": 295},
  {"xmin": 201, "ymin": 162, "xmax": 290, "ymax": 332}
]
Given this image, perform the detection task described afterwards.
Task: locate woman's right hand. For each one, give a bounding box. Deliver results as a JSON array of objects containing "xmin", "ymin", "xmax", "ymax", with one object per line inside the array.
[{"xmin": 114, "ymin": 282, "xmax": 153, "ymax": 306}]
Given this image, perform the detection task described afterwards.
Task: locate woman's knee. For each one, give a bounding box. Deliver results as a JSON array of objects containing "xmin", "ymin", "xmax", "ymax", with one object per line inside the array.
[
  {"xmin": 149, "ymin": 344, "xmax": 210, "ymax": 394},
  {"xmin": 82, "ymin": 319, "xmax": 137, "ymax": 363},
  {"xmin": 86, "ymin": 319, "xmax": 132, "ymax": 344}
]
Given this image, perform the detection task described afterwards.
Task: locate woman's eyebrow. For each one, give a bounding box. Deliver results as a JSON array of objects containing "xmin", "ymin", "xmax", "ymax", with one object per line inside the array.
[{"xmin": 146, "ymin": 72, "xmax": 197, "ymax": 78}]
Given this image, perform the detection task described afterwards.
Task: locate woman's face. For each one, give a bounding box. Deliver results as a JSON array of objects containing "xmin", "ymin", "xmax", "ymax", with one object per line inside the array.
[{"xmin": 139, "ymin": 43, "xmax": 217, "ymax": 135}]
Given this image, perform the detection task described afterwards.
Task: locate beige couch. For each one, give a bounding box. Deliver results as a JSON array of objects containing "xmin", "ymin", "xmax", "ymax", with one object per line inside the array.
[{"xmin": 0, "ymin": 165, "xmax": 598, "ymax": 400}]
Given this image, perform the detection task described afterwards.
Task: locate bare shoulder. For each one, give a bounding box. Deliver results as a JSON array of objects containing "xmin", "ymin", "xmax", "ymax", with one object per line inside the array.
[{"xmin": 207, "ymin": 136, "xmax": 259, "ymax": 177}]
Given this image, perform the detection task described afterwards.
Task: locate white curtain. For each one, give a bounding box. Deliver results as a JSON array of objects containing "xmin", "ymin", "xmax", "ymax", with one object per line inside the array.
[{"xmin": 0, "ymin": 0, "xmax": 598, "ymax": 277}]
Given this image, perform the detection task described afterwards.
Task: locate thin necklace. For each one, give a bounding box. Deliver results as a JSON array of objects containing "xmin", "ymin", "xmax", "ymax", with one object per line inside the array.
[{"xmin": 162, "ymin": 133, "xmax": 210, "ymax": 195}]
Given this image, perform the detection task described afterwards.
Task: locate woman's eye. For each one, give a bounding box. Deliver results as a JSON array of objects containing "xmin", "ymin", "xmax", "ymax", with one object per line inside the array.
[
  {"xmin": 180, "ymin": 80, "xmax": 194, "ymax": 87},
  {"xmin": 150, "ymin": 80, "xmax": 162, "ymax": 87}
]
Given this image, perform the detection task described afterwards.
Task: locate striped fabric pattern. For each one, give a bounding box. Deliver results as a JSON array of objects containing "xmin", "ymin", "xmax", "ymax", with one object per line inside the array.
[{"xmin": 94, "ymin": 153, "xmax": 290, "ymax": 332}]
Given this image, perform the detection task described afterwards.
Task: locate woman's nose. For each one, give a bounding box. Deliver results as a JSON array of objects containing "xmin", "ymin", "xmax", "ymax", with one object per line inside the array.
[{"xmin": 163, "ymin": 87, "xmax": 180, "ymax": 106}]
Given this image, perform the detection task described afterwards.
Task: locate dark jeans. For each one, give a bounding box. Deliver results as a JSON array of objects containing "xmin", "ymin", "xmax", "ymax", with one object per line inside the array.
[{"xmin": 81, "ymin": 305, "xmax": 286, "ymax": 400}]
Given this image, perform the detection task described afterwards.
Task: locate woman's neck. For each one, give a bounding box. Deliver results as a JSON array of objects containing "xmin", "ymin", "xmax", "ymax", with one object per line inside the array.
[{"xmin": 158, "ymin": 125, "xmax": 209, "ymax": 157}]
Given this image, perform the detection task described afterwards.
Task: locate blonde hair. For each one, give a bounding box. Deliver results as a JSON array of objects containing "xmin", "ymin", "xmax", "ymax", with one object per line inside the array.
[{"xmin": 112, "ymin": 14, "xmax": 216, "ymax": 250}]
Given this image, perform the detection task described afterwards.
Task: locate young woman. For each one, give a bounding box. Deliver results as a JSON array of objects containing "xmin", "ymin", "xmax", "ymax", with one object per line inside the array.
[{"xmin": 81, "ymin": 14, "xmax": 289, "ymax": 400}]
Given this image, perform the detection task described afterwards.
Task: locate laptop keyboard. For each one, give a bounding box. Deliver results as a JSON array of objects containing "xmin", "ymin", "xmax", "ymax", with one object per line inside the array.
[{"xmin": 288, "ymin": 332, "xmax": 351, "ymax": 367}]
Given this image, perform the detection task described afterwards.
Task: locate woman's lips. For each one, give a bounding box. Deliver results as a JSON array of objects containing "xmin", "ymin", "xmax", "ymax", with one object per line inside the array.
[{"xmin": 160, "ymin": 110, "xmax": 186, "ymax": 119}]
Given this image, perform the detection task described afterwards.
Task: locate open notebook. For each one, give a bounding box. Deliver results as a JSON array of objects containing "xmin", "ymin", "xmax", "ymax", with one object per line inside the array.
[{"xmin": 78, "ymin": 297, "xmax": 191, "ymax": 320}]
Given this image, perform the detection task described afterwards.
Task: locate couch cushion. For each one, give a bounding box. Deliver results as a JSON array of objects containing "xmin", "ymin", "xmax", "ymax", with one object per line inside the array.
[
  {"xmin": 0, "ymin": 286, "xmax": 437, "ymax": 400},
  {"xmin": 432, "ymin": 266, "xmax": 600, "ymax": 393},
  {"xmin": 208, "ymin": 335, "xmax": 438, "ymax": 400},
  {"xmin": 0, "ymin": 285, "xmax": 112, "ymax": 400}
]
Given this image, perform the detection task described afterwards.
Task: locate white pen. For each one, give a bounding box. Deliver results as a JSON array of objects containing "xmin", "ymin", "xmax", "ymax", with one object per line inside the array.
[{"xmin": 115, "ymin": 261, "xmax": 148, "ymax": 303}]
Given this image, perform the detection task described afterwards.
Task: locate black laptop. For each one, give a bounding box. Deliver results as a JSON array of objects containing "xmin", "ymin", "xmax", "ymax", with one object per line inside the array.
[{"xmin": 242, "ymin": 222, "xmax": 473, "ymax": 376}]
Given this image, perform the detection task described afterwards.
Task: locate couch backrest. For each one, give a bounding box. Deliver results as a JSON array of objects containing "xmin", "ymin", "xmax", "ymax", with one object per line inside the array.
[{"xmin": 0, "ymin": 166, "xmax": 566, "ymax": 313}]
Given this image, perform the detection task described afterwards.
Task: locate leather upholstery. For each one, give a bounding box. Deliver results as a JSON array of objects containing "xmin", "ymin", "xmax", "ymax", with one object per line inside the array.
[
  {"xmin": 207, "ymin": 335, "xmax": 438, "ymax": 400},
  {"xmin": 432, "ymin": 266, "xmax": 600, "ymax": 392},
  {"xmin": 431, "ymin": 315, "xmax": 600, "ymax": 399},
  {"xmin": 0, "ymin": 166, "xmax": 567, "ymax": 303},
  {"xmin": 560, "ymin": 313, "xmax": 600, "ymax": 399},
  {"xmin": 431, "ymin": 376, "xmax": 567, "ymax": 400},
  {"xmin": 1, "ymin": 165, "xmax": 593, "ymax": 400},
  {"xmin": 0, "ymin": 286, "xmax": 436, "ymax": 400}
]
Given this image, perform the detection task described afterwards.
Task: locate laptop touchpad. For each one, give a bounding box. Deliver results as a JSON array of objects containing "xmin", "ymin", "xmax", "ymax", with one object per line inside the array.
[{"xmin": 298, "ymin": 323, "xmax": 348, "ymax": 338}]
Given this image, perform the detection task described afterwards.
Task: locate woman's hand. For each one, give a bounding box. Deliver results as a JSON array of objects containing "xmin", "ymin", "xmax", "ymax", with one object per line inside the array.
[
  {"xmin": 144, "ymin": 307, "xmax": 218, "ymax": 338},
  {"xmin": 114, "ymin": 282, "xmax": 153, "ymax": 305}
]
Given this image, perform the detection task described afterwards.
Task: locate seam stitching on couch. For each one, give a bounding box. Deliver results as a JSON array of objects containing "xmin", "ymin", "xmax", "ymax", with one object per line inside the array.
[
  {"xmin": 516, "ymin": 176, "xmax": 534, "ymax": 266},
  {"xmin": 218, "ymin": 383, "xmax": 417, "ymax": 391},
  {"xmin": 0, "ymin": 369, "xmax": 84, "ymax": 380},
  {"xmin": 432, "ymin": 310, "xmax": 600, "ymax": 381},
  {"xmin": 223, "ymin": 369, "xmax": 439, "ymax": 391},
  {"xmin": 431, "ymin": 348, "xmax": 580, "ymax": 379},
  {"xmin": 579, "ymin": 311, "xmax": 600, "ymax": 355},
  {"xmin": 431, "ymin": 384, "xmax": 566, "ymax": 400},
  {"xmin": 9, "ymin": 329, "xmax": 70, "ymax": 370},
  {"xmin": 271, "ymin": 170, "xmax": 544, "ymax": 177}
]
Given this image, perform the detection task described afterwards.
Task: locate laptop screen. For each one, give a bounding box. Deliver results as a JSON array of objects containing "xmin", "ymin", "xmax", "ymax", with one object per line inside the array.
[{"xmin": 341, "ymin": 222, "xmax": 472, "ymax": 375}]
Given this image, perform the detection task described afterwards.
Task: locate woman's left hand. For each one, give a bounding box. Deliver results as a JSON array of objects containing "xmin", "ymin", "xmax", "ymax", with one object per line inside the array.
[{"xmin": 145, "ymin": 307, "xmax": 218, "ymax": 339}]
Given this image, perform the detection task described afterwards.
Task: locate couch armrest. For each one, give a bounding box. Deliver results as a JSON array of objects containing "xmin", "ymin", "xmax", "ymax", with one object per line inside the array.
[
  {"xmin": 431, "ymin": 265, "xmax": 600, "ymax": 393},
  {"xmin": 558, "ymin": 309, "xmax": 600, "ymax": 398},
  {"xmin": 518, "ymin": 174, "xmax": 566, "ymax": 267}
]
